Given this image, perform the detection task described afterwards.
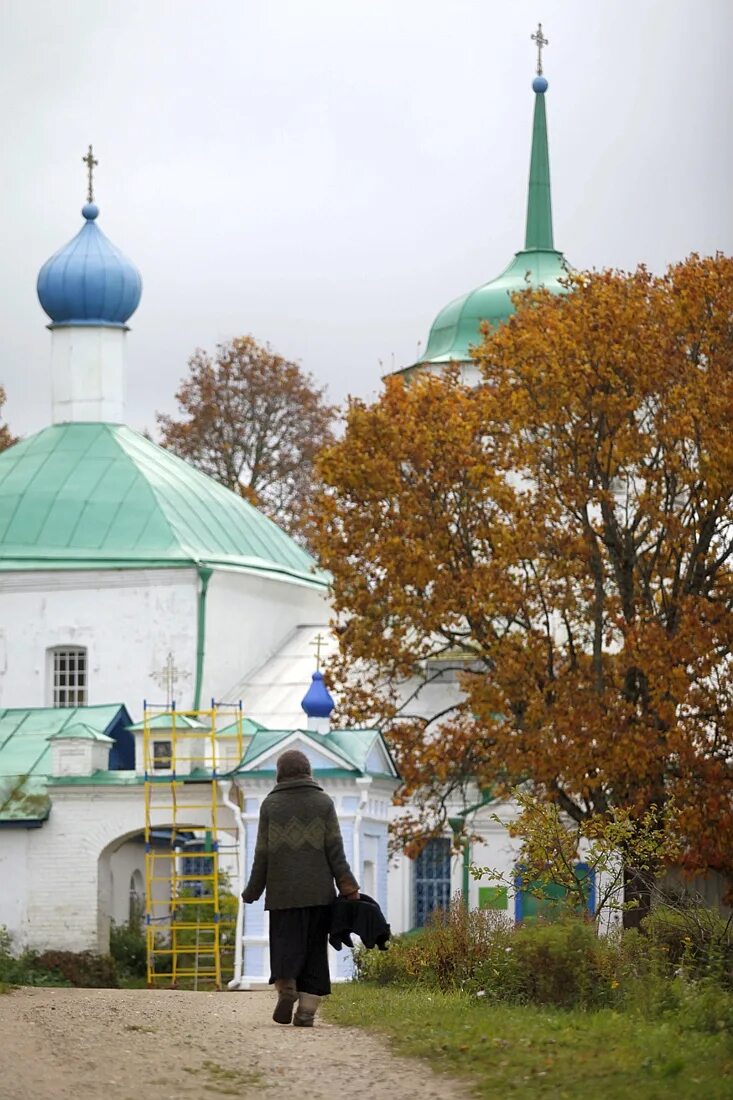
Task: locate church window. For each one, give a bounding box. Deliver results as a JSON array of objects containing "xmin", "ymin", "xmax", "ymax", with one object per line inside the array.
[
  {"xmin": 50, "ymin": 646, "xmax": 87, "ymax": 707},
  {"xmin": 413, "ymin": 836, "xmax": 452, "ymax": 928}
]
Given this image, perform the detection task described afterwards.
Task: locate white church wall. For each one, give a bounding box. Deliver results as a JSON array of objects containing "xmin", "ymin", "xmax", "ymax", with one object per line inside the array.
[
  {"xmin": 0, "ymin": 569, "xmax": 198, "ymax": 713},
  {"xmin": 203, "ymin": 570, "xmax": 329, "ymax": 709},
  {"xmin": 22, "ymin": 785, "xmax": 237, "ymax": 953},
  {"xmin": 109, "ymin": 838, "xmax": 147, "ymax": 927},
  {"xmin": 467, "ymin": 801, "xmax": 523, "ymax": 919},
  {"xmin": 0, "ymin": 830, "xmax": 31, "ymax": 947}
]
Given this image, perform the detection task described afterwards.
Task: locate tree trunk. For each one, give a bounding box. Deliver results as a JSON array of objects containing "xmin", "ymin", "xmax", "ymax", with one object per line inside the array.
[{"xmin": 622, "ymin": 865, "xmax": 653, "ymax": 930}]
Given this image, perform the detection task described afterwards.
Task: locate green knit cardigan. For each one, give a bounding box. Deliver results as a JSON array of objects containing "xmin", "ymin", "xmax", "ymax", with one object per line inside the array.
[{"xmin": 241, "ymin": 777, "xmax": 360, "ymax": 910}]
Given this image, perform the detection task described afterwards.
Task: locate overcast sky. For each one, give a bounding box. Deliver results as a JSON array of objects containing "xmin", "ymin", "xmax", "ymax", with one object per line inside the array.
[{"xmin": 1, "ymin": 0, "xmax": 731, "ymax": 437}]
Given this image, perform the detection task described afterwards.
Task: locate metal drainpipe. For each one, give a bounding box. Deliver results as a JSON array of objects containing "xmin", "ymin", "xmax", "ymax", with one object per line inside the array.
[
  {"xmin": 193, "ymin": 566, "xmax": 213, "ymax": 710},
  {"xmin": 462, "ymin": 835, "xmax": 471, "ymax": 910},
  {"xmin": 449, "ymin": 816, "xmax": 471, "ymax": 911},
  {"xmin": 219, "ymin": 780, "xmax": 247, "ymax": 990},
  {"xmin": 353, "ymin": 776, "xmax": 372, "ymax": 890}
]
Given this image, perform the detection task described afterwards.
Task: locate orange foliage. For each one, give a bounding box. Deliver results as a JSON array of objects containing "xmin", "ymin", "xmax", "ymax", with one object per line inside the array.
[
  {"xmin": 313, "ymin": 255, "xmax": 733, "ymax": 876},
  {"xmin": 0, "ymin": 386, "xmax": 17, "ymax": 453},
  {"xmin": 158, "ymin": 336, "xmax": 335, "ymax": 541}
]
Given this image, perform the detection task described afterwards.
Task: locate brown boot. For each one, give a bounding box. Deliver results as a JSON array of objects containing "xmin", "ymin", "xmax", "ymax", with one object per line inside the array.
[
  {"xmin": 293, "ymin": 992, "xmax": 321, "ymax": 1027},
  {"xmin": 272, "ymin": 979, "xmax": 298, "ymax": 1024}
]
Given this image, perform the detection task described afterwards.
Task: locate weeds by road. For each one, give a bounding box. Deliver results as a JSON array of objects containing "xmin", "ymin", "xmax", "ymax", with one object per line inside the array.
[{"xmin": 325, "ymin": 984, "xmax": 733, "ymax": 1100}]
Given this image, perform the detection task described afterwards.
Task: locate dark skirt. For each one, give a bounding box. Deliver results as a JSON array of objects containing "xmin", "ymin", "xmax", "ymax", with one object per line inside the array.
[{"xmin": 268, "ymin": 904, "xmax": 332, "ymax": 996}]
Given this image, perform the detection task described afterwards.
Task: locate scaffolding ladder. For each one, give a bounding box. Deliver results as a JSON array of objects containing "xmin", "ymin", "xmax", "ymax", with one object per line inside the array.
[{"xmin": 142, "ymin": 702, "xmax": 244, "ymax": 989}]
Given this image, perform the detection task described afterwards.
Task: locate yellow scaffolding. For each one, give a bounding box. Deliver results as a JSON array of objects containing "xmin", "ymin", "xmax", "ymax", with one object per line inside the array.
[{"xmin": 143, "ymin": 702, "xmax": 244, "ymax": 989}]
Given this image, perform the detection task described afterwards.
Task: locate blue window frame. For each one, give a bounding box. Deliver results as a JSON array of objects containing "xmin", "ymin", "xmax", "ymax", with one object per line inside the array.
[
  {"xmin": 413, "ymin": 837, "xmax": 452, "ymax": 928},
  {"xmin": 181, "ymin": 845, "xmax": 214, "ymax": 897},
  {"xmin": 514, "ymin": 862, "xmax": 596, "ymax": 921}
]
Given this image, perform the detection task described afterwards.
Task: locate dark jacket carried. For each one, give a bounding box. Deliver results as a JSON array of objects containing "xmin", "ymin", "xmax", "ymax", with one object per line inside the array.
[
  {"xmin": 329, "ymin": 893, "xmax": 391, "ymax": 952},
  {"xmin": 241, "ymin": 777, "xmax": 359, "ymax": 910}
]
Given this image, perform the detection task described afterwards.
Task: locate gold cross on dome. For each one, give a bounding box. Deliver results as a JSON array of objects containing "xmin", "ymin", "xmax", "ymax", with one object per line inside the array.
[
  {"xmin": 82, "ymin": 144, "xmax": 98, "ymax": 203},
  {"xmin": 531, "ymin": 23, "xmax": 549, "ymax": 75},
  {"xmin": 310, "ymin": 632, "xmax": 327, "ymax": 672}
]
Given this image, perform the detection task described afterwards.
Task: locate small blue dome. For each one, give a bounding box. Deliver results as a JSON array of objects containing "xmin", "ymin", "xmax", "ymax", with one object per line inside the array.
[
  {"xmin": 301, "ymin": 671, "xmax": 335, "ymax": 720},
  {"xmin": 37, "ymin": 205, "xmax": 142, "ymax": 327},
  {"xmin": 533, "ymin": 75, "xmax": 548, "ymax": 93}
]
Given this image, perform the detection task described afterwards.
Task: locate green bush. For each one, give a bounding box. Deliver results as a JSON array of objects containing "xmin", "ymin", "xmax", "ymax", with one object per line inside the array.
[
  {"xmin": 354, "ymin": 896, "xmax": 733, "ymax": 1015},
  {"xmin": 34, "ymin": 950, "xmax": 118, "ymax": 988},
  {"xmin": 642, "ymin": 903, "xmax": 733, "ymax": 985},
  {"xmin": 1, "ymin": 924, "xmax": 119, "ymax": 988},
  {"xmin": 110, "ymin": 911, "xmax": 147, "ymax": 979},
  {"xmin": 355, "ymin": 898, "xmax": 513, "ymax": 991}
]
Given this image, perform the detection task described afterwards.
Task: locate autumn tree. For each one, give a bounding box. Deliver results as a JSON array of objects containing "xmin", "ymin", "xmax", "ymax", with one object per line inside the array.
[
  {"xmin": 157, "ymin": 336, "xmax": 336, "ymax": 539},
  {"xmin": 312, "ymin": 255, "xmax": 733, "ymax": 923},
  {"xmin": 0, "ymin": 387, "xmax": 17, "ymax": 452}
]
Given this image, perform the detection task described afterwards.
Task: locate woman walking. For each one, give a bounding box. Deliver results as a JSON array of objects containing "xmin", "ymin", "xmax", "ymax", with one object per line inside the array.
[{"xmin": 241, "ymin": 749, "xmax": 359, "ymax": 1026}]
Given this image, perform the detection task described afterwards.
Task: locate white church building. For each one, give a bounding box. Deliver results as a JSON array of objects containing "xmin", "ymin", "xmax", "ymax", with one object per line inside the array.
[{"xmin": 0, "ymin": 63, "xmax": 599, "ymax": 986}]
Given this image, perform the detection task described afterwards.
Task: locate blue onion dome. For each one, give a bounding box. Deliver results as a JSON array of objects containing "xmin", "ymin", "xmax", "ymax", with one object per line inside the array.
[
  {"xmin": 301, "ymin": 671, "xmax": 335, "ymax": 720},
  {"xmin": 37, "ymin": 203, "xmax": 142, "ymax": 327}
]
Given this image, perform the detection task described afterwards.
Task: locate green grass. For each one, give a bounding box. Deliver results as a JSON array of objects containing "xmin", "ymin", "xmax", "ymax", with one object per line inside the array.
[{"xmin": 324, "ymin": 984, "xmax": 733, "ymax": 1099}]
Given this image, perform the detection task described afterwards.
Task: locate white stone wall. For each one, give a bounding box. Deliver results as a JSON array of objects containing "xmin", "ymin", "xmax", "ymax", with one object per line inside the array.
[
  {"xmin": 0, "ymin": 569, "xmax": 198, "ymax": 713},
  {"xmin": 0, "ymin": 567, "xmax": 328, "ymax": 717},
  {"xmin": 109, "ymin": 838, "xmax": 147, "ymax": 926},
  {"xmin": 19, "ymin": 784, "xmax": 238, "ymax": 953},
  {"xmin": 204, "ymin": 570, "xmax": 329, "ymax": 708},
  {"xmin": 0, "ymin": 829, "xmax": 31, "ymax": 946}
]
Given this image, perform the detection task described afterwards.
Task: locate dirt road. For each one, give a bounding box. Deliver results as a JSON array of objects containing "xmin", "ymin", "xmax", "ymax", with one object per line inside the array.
[{"xmin": 0, "ymin": 987, "xmax": 468, "ymax": 1100}]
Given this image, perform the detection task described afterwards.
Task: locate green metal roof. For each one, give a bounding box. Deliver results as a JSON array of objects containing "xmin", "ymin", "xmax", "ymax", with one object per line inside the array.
[
  {"xmin": 47, "ymin": 722, "xmax": 114, "ymax": 743},
  {"xmin": 421, "ymin": 248, "xmax": 568, "ymax": 364},
  {"xmin": 0, "ymin": 423, "xmax": 326, "ymax": 588},
  {"xmin": 126, "ymin": 714, "xmax": 208, "ymax": 732},
  {"xmin": 0, "ymin": 704, "xmax": 126, "ymax": 821},
  {"xmin": 408, "ymin": 78, "xmax": 570, "ymax": 371},
  {"xmin": 236, "ymin": 726, "xmax": 398, "ymax": 779}
]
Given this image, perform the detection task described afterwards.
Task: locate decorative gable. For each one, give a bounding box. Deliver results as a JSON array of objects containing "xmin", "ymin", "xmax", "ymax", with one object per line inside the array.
[
  {"xmin": 241, "ymin": 730, "xmax": 357, "ymax": 775},
  {"xmin": 364, "ymin": 737, "xmax": 396, "ymax": 776}
]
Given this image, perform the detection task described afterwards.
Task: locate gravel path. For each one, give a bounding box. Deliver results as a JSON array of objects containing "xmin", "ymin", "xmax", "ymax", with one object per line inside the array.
[{"xmin": 0, "ymin": 987, "xmax": 468, "ymax": 1100}]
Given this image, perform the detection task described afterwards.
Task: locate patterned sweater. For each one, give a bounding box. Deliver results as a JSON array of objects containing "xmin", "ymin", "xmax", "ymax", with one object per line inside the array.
[{"xmin": 241, "ymin": 777, "xmax": 359, "ymax": 910}]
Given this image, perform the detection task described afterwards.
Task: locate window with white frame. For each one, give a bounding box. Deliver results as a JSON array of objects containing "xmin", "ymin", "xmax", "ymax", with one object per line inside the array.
[{"xmin": 50, "ymin": 646, "xmax": 87, "ymax": 707}]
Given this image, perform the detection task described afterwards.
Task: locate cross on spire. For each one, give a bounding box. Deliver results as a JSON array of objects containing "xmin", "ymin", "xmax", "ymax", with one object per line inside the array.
[
  {"xmin": 82, "ymin": 144, "xmax": 98, "ymax": 203},
  {"xmin": 310, "ymin": 632, "xmax": 327, "ymax": 672},
  {"xmin": 531, "ymin": 23, "xmax": 549, "ymax": 76}
]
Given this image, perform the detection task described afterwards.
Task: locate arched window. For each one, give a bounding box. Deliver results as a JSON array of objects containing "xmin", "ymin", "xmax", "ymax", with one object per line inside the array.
[
  {"xmin": 48, "ymin": 646, "xmax": 87, "ymax": 707},
  {"xmin": 129, "ymin": 870, "xmax": 144, "ymax": 923}
]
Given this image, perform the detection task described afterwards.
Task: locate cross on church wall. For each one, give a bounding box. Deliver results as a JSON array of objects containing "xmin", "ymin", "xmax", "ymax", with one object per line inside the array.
[{"xmin": 152, "ymin": 651, "xmax": 190, "ymax": 706}]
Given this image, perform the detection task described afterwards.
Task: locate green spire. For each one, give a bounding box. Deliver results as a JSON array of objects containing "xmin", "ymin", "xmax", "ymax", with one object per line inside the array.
[{"xmin": 524, "ymin": 81, "xmax": 554, "ymax": 251}]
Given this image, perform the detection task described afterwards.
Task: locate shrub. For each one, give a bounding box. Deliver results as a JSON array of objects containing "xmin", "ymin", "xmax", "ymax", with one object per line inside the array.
[
  {"xmin": 353, "ymin": 897, "xmax": 733, "ymax": 1013},
  {"xmin": 642, "ymin": 903, "xmax": 733, "ymax": 985},
  {"xmin": 34, "ymin": 950, "xmax": 119, "ymax": 988},
  {"xmin": 355, "ymin": 898, "xmax": 513, "ymax": 991},
  {"xmin": 505, "ymin": 917, "xmax": 617, "ymax": 1008},
  {"xmin": 110, "ymin": 911, "xmax": 147, "ymax": 979},
  {"xmin": 0, "ymin": 926, "xmax": 70, "ymax": 988}
]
